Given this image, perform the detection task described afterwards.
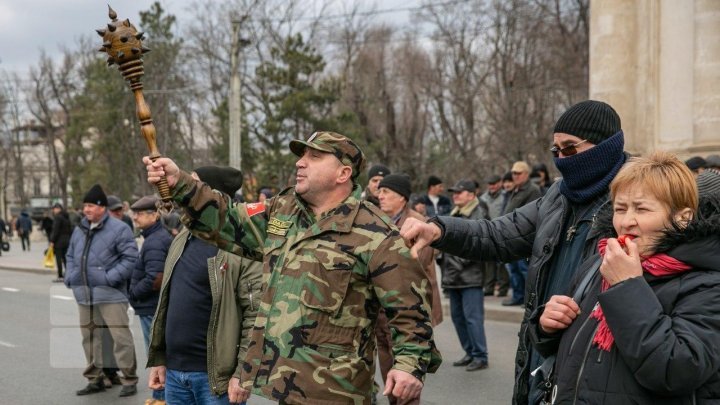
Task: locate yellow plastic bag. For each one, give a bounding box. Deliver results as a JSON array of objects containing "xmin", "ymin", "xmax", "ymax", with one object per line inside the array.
[{"xmin": 44, "ymin": 246, "xmax": 55, "ymax": 269}]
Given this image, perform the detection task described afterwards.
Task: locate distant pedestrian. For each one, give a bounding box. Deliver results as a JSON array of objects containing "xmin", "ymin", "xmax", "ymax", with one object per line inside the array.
[
  {"xmin": 41, "ymin": 212, "xmax": 53, "ymax": 240},
  {"xmin": 16, "ymin": 211, "xmax": 32, "ymax": 251},
  {"xmin": 49, "ymin": 203, "xmax": 73, "ymax": 282},
  {"xmin": 0, "ymin": 217, "xmax": 7, "ymax": 256}
]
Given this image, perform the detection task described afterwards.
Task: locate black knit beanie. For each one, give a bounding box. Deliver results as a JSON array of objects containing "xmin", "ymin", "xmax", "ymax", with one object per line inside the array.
[
  {"xmin": 554, "ymin": 100, "xmax": 621, "ymax": 145},
  {"xmin": 368, "ymin": 164, "xmax": 391, "ymax": 179},
  {"xmin": 427, "ymin": 175, "xmax": 442, "ymax": 188},
  {"xmin": 83, "ymin": 184, "xmax": 108, "ymax": 207},
  {"xmin": 194, "ymin": 166, "xmax": 243, "ymax": 196},
  {"xmin": 379, "ymin": 174, "xmax": 412, "ymax": 201}
]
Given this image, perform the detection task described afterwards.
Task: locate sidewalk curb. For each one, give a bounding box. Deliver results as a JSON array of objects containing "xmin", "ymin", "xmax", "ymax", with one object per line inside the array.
[{"xmin": 0, "ymin": 265, "xmax": 54, "ymax": 275}]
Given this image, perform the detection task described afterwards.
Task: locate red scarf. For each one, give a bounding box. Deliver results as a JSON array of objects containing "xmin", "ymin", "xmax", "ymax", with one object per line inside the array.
[{"xmin": 591, "ymin": 238, "xmax": 691, "ymax": 351}]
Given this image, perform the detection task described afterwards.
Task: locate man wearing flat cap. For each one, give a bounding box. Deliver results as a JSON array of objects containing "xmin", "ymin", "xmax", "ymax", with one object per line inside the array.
[
  {"xmin": 65, "ymin": 184, "xmax": 139, "ymax": 397},
  {"xmin": 128, "ymin": 195, "xmax": 171, "ymax": 403},
  {"xmin": 145, "ymin": 131, "xmax": 441, "ymax": 404}
]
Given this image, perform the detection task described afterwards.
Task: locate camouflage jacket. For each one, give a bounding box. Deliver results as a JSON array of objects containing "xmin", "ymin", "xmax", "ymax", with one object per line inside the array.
[{"xmin": 172, "ymin": 172, "xmax": 441, "ymax": 405}]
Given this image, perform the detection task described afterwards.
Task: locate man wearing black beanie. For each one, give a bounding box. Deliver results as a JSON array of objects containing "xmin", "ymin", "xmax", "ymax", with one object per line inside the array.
[
  {"xmin": 363, "ymin": 164, "xmax": 391, "ymax": 206},
  {"xmin": 376, "ymin": 173, "xmax": 442, "ymax": 405},
  {"xmin": 65, "ymin": 184, "xmax": 139, "ymax": 397},
  {"xmin": 400, "ymin": 100, "xmax": 628, "ymax": 405}
]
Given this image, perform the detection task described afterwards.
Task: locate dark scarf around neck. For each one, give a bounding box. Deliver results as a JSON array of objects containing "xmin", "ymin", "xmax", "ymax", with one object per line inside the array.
[{"xmin": 554, "ymin": 131, "xmax": 626, "ymax": 204}]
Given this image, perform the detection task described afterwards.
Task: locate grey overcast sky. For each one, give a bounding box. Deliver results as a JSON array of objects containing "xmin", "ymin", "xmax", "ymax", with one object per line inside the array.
[
  {"xmin": 1, "ymin": 0, "xmax": 196, "ymax": 75},
  {"xmin": 1, "ymin": 0, "xmax": 416, "ymax": 77}
]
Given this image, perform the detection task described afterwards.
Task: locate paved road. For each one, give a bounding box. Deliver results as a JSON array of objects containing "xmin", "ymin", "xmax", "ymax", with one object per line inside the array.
[{"xmin": 0, "ymin": 268, "xmax": 519, "ymax": 404}]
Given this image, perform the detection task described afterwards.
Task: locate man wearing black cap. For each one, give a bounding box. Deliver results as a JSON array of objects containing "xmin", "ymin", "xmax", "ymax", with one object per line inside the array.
[
  {"xmin": 442, "ymin": 179, "xmax": 491, "ymax": 372},
  {"xmin": 376, "ymin": 173, "xmax": 443, "ymax": 405},
  {"xmin": 401, "ymin": 100, "xmax": 628, "ymax": 404},
  {"xmin": 685, "ymin": 156, "xmax": 707, "ymax": 178},
  {"xmin": 145, "ymin": 131, "xmax": 440, "ymax": 404},
  {"xmin": 421, "ymin": 175, "xmax": 452, "ymax": 217},
  {"xmin": 64, "ymin": 184, "xmax": 139, "ymax": 397},
  {"xmin": 146, "ymin": 167, "xmax": 262, "ymax": 405},
  {"xmin": 363, "ymin": 164, "xmax": 391, "ymax": 206},
  {"xmin": 49, "ymin": 202, "xmax": 73, "ymax": 282}
]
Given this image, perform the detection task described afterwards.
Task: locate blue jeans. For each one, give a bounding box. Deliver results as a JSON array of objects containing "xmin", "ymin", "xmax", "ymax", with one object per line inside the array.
[
  {"xmin": 139, "ymin": 315, "xmax": 153, "ymax": 353},
  {"xmin": 166, "ymin": 369, "xmax": 241, "ymax": 405},
  {"xmin": 448, "ymin": 287, "xmax": 488, "ymax": 361},
  {"xmin": 139, "ymin": 315, "xmax": 164, "ymax": 400},
  {"xmin": 506, "ymin": 259, "xmax": 528, "ymax": 302}
]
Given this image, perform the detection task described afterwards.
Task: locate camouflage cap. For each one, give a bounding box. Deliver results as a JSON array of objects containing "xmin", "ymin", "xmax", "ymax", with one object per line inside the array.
[{"xmin": 289, "ymin": 131, "xmax": 366, "ymax": 179}]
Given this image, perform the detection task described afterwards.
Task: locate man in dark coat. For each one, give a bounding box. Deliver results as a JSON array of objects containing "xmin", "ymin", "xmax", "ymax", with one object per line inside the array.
[
  {"xmin": 49, "ymin": 203, "xmax": 73, "ymax": 282},
  {"xmin": 128, "ymin": 195, "xmax": 171, "ymax": 350},
  {"xmin": 400, "ymin": 100, "xmax": 628, "ymax": 404},
  {"xmin": 16, "ymin": 211, "xmax": 32, "ymax": 251},
  {"xmin": 442, "ymin": 179, "xmax": 491, "ymax": 372},
  {"xmin": 128, "ymin": 195, "xmax": 172, "ymax": 403}
]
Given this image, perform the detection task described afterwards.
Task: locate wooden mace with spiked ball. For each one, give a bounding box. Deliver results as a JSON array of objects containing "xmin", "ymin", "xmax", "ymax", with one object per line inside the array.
[{"xmin": 96, "ymin": 5, "xmax": 173, "ymax": 211}]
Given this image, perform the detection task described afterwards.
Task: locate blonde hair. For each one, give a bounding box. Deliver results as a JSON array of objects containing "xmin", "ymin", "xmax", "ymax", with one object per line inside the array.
[{"xmin": 610, "ymin": 151, "xmax": 698, "ymax": 214}]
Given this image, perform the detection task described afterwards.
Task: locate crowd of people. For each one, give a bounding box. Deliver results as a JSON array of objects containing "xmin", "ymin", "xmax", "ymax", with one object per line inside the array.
[{"xmin": 2, "ymin": 99, "xmax": 719, "ymax": 405}]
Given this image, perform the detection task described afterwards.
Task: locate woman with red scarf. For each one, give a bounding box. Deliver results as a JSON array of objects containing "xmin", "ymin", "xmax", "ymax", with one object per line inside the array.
[{"xmin": 529, "ymin": 152, "xmax": 720, "ymax": 404}]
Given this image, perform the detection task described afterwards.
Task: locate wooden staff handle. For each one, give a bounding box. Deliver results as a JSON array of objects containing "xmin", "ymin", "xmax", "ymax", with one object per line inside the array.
[{"xmin": 97, "ymin": 6, "xmax": 173, "ymax": 212}]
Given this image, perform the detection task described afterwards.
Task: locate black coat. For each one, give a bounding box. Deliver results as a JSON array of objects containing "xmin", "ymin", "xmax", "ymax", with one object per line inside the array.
[
  {"xmin": 531, "ymin": 196, "xmax": 720, "ymax": 404},
  {"xmin": 129, "ymin": 220, "xmax": 172, "ymax": 316},
  {"xmin": 441, "ymin": 199, "xmax": 490, "ymax": 289},
  {"xmin": 433, "ymin": 181, "xmax": 609, "ymax": 404},
  {"xmin": 49, "ymin": 211, "xmax": 72, "ymax": 250}
]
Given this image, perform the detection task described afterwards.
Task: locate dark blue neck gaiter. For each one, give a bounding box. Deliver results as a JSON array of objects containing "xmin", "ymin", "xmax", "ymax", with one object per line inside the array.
[{"xmin": 553, "ymin": 131, "xmax": 626, "ymax": 204}]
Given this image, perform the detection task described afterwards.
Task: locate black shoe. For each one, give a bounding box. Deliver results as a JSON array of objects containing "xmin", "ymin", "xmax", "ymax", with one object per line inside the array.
[
  {"xmin": 51, "ymin": 277, "xmax": 64, "ymax": 283},
  {"xmin": 109, "ymin": 374, "xmax": 122, "ymax": 386},
  {"xmin": 466, "ymin": 359, "xmax": 489, "ymax": 371},
  {"xmin": 502, "ymin": 298, "xmax": 523, "ymax": 306},
  {"xmin": 452, "ymin": 355, "xmax": 472, "ymax": 367},
  {"xmin": 118, "ymin": 385, "xmax": 137, "ymax": 397},
  {"xmin": 76, "ymin": 382, "xmax": 105, "ymax": 396}
]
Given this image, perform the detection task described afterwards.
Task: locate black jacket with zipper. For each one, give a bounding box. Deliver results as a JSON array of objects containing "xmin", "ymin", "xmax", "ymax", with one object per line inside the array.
[{"xmin": 530, "ymin": 195, "xmax": 720, "ymax": 404}]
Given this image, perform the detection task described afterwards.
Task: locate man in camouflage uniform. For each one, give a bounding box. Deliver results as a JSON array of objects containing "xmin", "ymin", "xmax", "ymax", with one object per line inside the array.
[{"xmin": 145, "ymin": 131, "xmax": 441, "ymax": 405}]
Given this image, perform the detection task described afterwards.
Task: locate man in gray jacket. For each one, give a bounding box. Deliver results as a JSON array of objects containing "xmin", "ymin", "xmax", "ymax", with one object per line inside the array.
[
  {"xmin": 65, "ymin": 184, "xmax": 139, "ymax": 397},
  {"xmin": 479, "ymin": 175, "xmax": 509, "ymax": 297},
  {"xmin": 400, "ymin": 100, "xmax": 627, "ymax": 405}
]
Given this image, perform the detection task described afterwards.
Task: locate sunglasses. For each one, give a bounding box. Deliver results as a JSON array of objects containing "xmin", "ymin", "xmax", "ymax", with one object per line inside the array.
[{"xmin": 550, "ymin": 139, "xmax": 588, "ymax": 157}]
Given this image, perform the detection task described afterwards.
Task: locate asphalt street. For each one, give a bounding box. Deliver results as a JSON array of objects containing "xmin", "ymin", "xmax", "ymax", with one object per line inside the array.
[{"xmin": 0, "ymin": 269, "xmax": 518, "ymax": 404}]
